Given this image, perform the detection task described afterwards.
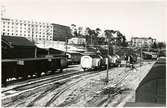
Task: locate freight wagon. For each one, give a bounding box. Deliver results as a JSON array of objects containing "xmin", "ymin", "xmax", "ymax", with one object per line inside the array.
[{"xmin": 2, "ymin": 36, "xmax": 68, "ymax": 84}]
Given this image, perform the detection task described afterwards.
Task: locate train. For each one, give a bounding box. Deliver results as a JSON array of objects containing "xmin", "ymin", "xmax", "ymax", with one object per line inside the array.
[
  {"xmin": 80, "ymin": 46, "xmax": 140, "ymax": 71},
  {"xmin": 66, "ymin": 52, "xmax": 83, "ymax": 64},
  {"xmin": 2, "ymin": 36, "xmax": 68, "ymax": 84},
  {"xmin": 80, "ymin": 51, "xmax": 121, "ymax": 71}
]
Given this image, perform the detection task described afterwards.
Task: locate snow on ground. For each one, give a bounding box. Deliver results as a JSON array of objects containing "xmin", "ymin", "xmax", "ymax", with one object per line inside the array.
[{"xmin": 46, "ymin": 61, "xmax": 155, "ymax": 107}]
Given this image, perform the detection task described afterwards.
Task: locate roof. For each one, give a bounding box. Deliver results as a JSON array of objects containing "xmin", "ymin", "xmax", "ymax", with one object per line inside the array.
[
  {"xmin": 2, "ymin": 36, "xmax": 36, "ymax": 47},
  {"xmin": 131, "ymin": 37, "xmax": 156, "ymax": 40},
  {"xmin": 2, "ymin": 38, "xmax": 11, "ymax": 48}
]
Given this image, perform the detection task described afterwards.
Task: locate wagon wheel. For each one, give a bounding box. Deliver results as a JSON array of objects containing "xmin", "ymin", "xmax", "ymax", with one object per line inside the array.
[
  {"xmin": 22, "ymin": 74, "xmax": 28, "ymax": 80},
  {"xmin": 59, "ymin": 68, "xmax": 63, "ymax": 73},
  {"xmin": 36, "ymin": 72, "xmax": 41, "ymax": 77}
]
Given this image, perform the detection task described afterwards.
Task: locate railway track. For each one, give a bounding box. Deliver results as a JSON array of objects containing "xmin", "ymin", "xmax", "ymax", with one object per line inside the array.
[
  {"xmin": 2, "ymin": 65, "xmax": 114, "ymax": 107},
  {"xmin": 2, "ymin": 61, "xmax": 152, "ymax": 107},
  {"xmin": 98, "ymin": 61, "xmax": 154, "ymax": 107},
  {"xmin": 35, "ymin": 65, "xmax": 141, "ymax": 107}
]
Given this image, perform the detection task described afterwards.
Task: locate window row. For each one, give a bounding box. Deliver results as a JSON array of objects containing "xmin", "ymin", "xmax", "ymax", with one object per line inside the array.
[{"xmin": 3, "ymin": 22, "xmax": 52, "ymax": 28}]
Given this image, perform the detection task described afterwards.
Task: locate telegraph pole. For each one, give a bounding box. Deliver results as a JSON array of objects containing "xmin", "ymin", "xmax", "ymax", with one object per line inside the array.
[
  {"xmin": 105, "ymin": 37, "xmax": 110, "ymax": 84},
  {"xmin": 65, "ymin": 36, "xmax": 68, "ymax": 56},
  {"xmin": 106, "ymin": 40, "xmax": 109, "ymax": 83}
]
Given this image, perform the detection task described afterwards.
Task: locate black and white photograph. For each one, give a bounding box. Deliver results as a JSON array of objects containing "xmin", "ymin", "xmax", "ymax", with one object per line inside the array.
[{"xmin": 1, "ymin": 0, "xmax": 166, "ymax": 107}]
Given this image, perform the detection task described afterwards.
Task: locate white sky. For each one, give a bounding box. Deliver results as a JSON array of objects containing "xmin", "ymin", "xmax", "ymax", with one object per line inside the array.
[{"xmin": 1, "ymin": 0, "xmax": 166, "ymax": 41}]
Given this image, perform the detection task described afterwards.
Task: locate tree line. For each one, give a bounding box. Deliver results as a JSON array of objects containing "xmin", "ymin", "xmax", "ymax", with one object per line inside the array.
[{"xmin": 70, "ymin": 24, "xmax": 128, "ymax": 47}]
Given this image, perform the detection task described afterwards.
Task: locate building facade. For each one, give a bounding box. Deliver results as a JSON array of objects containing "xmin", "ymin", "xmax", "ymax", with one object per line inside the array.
[
  {"xmin": 1, "ymin": 18, "xmax": 53, "ymax": 43},
  {"xmin": 52, "ymin": 23, "xmax": 71, "ymax": 41},
  {"xmin": 68, "ymin": 37, "xmax": 86, "ymax": 45},
  {"xmin": 131, "ymin": 37, "xmax": 156, "ymax": 47}
]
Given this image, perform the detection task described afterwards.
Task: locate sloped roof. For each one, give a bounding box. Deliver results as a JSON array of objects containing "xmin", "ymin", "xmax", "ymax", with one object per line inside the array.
[
  {"xmin": 2, "ymin": 36, "xmax": 35, "ymax": 47},
  {"xmin": 2, "ymin": 38, "xmax": 11, "ymax": 48}
]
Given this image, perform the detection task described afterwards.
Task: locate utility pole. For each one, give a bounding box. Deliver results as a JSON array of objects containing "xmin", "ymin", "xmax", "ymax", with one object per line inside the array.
[
  {"xmin": 105, "ymin": 36, "xmax": 110, "ymax": 84},
  {"xmin": 140, "ymin": 45, "xmax": 142, "ymax": 66},
  {"xmin": 65, "ymin": 36, "xmax": 68, "ymax": 55},
  {"xmin": 106, "ymin": 39, "xmax": 109, "ymax": 84},
  {"xmin": 91, "ymin": 35, "xmax": 92, "ymax": 46}
]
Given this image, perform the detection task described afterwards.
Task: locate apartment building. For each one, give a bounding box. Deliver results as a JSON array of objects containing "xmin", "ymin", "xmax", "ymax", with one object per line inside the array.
[{"xmin": 1, "ymin": 18, "xmax": 53, "ymax": 43}]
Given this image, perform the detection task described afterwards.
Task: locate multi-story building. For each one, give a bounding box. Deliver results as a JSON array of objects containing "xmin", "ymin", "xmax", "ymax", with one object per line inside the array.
[
  {"xmin": 1, "ymin": 18, "xmax": 53, "ymax": 43},
  {"xmin": 52, "ymin": 23, "xmax": 72, "ymax": 41},
  {"xmin": 131, "ymin": 37, "xmax": 156, "ymax": 47}
]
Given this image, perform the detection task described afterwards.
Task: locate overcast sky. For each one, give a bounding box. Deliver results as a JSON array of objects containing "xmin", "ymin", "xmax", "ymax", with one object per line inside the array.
[{"xmin": 1, "ymin": 0, "xmax": 166, "ymax": 41}]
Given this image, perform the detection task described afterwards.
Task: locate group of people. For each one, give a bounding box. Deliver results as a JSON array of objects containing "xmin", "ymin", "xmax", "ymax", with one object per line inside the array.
[{"xmin": 124, "ymin": 54, "xmax": 136, "ymax": 69}]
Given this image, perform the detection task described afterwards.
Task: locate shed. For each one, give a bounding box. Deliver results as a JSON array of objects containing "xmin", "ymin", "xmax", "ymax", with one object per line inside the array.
[{"xmin": 2, "ymin": 36, "xmax": 36, "ymax": 59}]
